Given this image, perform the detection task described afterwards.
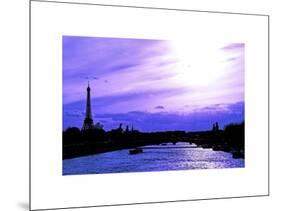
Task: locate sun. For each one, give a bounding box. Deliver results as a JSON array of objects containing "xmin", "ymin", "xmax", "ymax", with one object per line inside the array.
[{"xmin": 169, "ymin": 39, "xmax": 226, "ymax": 87}]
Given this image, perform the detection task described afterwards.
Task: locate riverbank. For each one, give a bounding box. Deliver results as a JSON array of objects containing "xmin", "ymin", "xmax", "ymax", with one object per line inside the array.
[
  {"xmin": 63, "ymin": 122, "xmax": 244, "ymax": 160},
  {"xmin": 63, "ymin": 136, "xmax": 244, "ymax": 160}
]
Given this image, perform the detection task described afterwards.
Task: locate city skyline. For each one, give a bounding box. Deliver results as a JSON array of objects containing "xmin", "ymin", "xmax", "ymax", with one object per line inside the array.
[{"xmin": 63, "ymin": 36, "xmax": 244, "ymax": 132}]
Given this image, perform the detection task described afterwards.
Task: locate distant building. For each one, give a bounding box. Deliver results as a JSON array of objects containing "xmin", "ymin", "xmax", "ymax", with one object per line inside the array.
[
  {"xmin": 215, "ymin": 122, "xmax": 219, "ymax": 131},
  {"xmin": 82, "ymin": 82, "xmax": 94, "ymax": 130},
  {"xmin": 94, "ymin": 122, "xmax": 104, "ymax": 130},
  {"xmin": 212, "ymin": 122, "xmax": 220, "ymax": 132}
]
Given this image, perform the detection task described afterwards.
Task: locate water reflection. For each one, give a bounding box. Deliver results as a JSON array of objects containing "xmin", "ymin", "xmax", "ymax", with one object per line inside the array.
[{"xmin": 63, "ymin": 142, "xmax": 244, "ymax": 175}]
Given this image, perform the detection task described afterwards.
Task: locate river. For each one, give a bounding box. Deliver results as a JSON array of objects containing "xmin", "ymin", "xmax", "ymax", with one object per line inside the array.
[{"xmin": 63, "ymin": 142, "xmax": 244, "ymax": 175}]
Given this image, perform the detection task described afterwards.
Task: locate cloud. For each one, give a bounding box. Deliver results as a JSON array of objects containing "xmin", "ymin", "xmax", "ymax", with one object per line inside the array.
[
  {"xmin": 110, "ymin": 63, "xmax": 139, "ymax": 72},
  {"xmin": 63, "ymin": 36, "xmax": 244, "ymax": 131},
  {"xmin": 64, "ymin": 110, "xmax": 84, "ymax": 117},
  {"xmin": 222, "ymin": 43, "xmax": 244, "ymax": 51},
  {"xmin": 226, "ymin": 101, "xmax": 244, "ymax": 114},
  {"xmin": 89, "ymin": 101, "xmax": 244, "ymax": 132},
  {"xmin": 195, "ymin": 102, "xmax": 244, "ymax": 114},
  {"xmin": 154, "ymin": 105, "xmax": 165, "ymax": 109},
  {"xmin": 81, "ymin": 76, "xmax": 99, "ymax": 80},
  {"xmin": 63, "ymin": 36, "xmax": 179, "ymax": 105},
  {"xmin": 200, "ymin": 106, "xmax": 219, "ymax": 111},
  {"xmin": 88, "ymin": 86, "xmax": 188, "ymax": 112},
  {"xmin": 227, "ymin": 57, "xmax": 237, "ymax": 62}
]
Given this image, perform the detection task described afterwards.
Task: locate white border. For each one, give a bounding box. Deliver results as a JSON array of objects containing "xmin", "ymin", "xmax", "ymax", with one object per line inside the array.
[{"xmin": 31, "ymin": 1, "xmax": 268, "ymax": 210}]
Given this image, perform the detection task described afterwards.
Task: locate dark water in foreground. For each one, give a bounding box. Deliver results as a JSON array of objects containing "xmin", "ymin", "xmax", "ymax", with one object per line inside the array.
[{"xmin": 63, "ymin": 142, "xmax": 244, "ymax": 175}]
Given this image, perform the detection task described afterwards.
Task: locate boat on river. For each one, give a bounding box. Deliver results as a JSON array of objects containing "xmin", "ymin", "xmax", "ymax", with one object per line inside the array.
[{"xmin": 129, "ymin": 148, "xmax": 143, "ymax": 155}]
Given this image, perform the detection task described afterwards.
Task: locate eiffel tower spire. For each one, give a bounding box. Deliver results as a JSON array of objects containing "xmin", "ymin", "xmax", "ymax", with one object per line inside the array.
[{"xmin": 82, "ymin": 81, "xmax": 94, "ymax": 130}]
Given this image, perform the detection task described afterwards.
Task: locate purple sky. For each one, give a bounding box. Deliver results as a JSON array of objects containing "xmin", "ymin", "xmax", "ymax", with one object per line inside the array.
[{"xmin": 63, "ymin": 36, "xmax": 244, "ymax": 132}]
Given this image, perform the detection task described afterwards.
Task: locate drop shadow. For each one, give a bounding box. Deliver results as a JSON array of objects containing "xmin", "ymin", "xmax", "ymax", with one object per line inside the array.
[{"xmin": 17, "ymin": 202, "xmax": 29, "ymax": 210}]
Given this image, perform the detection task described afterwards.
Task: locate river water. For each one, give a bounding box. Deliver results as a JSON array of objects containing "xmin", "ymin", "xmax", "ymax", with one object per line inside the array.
[{"xmin": 63, "ymin": 142, "xmax": 244, "ymax": 175}]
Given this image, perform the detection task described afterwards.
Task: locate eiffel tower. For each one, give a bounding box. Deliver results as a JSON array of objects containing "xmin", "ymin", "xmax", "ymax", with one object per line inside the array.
[{"xmin": 82, "ymin": 82, "xmax": 94, "ymax": 130}]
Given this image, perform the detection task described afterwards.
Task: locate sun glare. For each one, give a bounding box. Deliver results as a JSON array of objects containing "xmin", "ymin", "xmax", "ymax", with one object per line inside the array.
[{"xmin": 169, "ymin": 40, "xmax": 226, "ymax": 87}]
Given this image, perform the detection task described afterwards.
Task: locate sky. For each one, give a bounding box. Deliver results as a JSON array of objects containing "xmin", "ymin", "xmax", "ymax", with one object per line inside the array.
[{"xmin": 63, "ymin": 36, "xmax": 244, "ymax": 132}]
